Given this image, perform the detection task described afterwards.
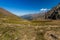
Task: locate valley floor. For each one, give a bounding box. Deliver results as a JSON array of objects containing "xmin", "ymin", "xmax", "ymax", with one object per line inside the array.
[{"xmin": 0, "ymin": 22, "xmax": 60, "ymax": 40}]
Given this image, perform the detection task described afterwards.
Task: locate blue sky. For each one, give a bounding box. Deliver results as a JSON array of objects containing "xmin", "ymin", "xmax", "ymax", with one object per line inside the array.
[{"xmin": 0, "ymin": 0, "xmax": 60, "ymax": 16}]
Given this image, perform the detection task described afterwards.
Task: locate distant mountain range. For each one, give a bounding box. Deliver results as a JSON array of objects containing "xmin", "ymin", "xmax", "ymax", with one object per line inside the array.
[
  {"xmin": 21, "ymin": 3, "xmax": 60, "ymax": 20},
  {"xmin": 1, "ymin": 3, "xmax": 60, "ymax": 21},
  {"xmin": 21, "ymin": 11, "xmax": 47, "ymax": 21}
]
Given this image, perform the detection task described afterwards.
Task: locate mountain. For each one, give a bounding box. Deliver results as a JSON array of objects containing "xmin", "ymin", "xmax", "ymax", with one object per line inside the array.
[
  {"xmin": 21, "ymin": 14, "xmax": 33, "ymax": 20},
  {"xmin": 0, "ymin": 8, "xmax": 30, "ymax": 24},
  {"xmin": 21, "ymin": 3, "xmax": 60, "ymax": 20},
  {"xmin": 45, "ymin": 3, "xmax": 60, "ymax": 20},
  {"xmin": 0, "ymin": 8, "xmax": 32, "ymax": 40},
  {"xmin": 21, "ymin": 12, "xmax": 46, "ymax": 21}
]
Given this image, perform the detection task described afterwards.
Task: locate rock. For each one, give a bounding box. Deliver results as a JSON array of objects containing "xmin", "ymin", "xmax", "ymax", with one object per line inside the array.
[{"xmin": 44, "ymin": 31, "xmax": 60, "ymax": 40}]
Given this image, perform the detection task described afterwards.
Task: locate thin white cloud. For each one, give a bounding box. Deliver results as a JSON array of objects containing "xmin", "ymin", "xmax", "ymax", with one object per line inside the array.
[
  {"xmin": 11, "ymin": 8, "xmax": 50, "ymax": 16},
  {"xmin": 10, "ymin": 10, "xmax": 40, "ymax": 16},
  {"xmin": 40, "ymin": 8, "xmax": 50, "ymax": 12}
]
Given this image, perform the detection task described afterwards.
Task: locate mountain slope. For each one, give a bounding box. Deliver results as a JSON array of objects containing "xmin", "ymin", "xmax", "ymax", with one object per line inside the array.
[
  {"xmin": 45, "ymin": 3, "xmax": 60, "ymax": 20},
  {"xmin": 21, "ymin": 14, "xmax": 33, "ymax": 20},
  {"xmin": 0, "ymin": 8, "xmax": 30, "ymax": 24},
  {"xmin": 21, "ymin": 12, "xmax": 46, "ymax": 21}
]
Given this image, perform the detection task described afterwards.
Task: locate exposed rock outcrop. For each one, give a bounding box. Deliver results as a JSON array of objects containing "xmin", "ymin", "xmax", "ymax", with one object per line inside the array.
[{"xmin": 45, "ymin": 3, "xmax": 60, "ymax": 20}]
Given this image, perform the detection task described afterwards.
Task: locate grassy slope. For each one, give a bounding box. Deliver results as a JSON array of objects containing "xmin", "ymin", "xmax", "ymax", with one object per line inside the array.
[
  {"xmin": 0, "ymin": 18, "xmax": 60, "ymax": 40},
  {"xmin": 0, "ymin": 22, "xmax": 60, "ymax": 40},
  {"xmin": 0, "ymin": 12, "xmax": 30, "ymax": 24},
  {"xmin": 31, "ymin": 20, "xmax": 60, "ymax": 25}
]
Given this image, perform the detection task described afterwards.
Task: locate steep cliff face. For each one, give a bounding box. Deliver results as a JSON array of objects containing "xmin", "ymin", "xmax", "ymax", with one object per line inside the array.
[{"xmin": 45, "ymin": 3, "xmax": 60, "ymax": 20}]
